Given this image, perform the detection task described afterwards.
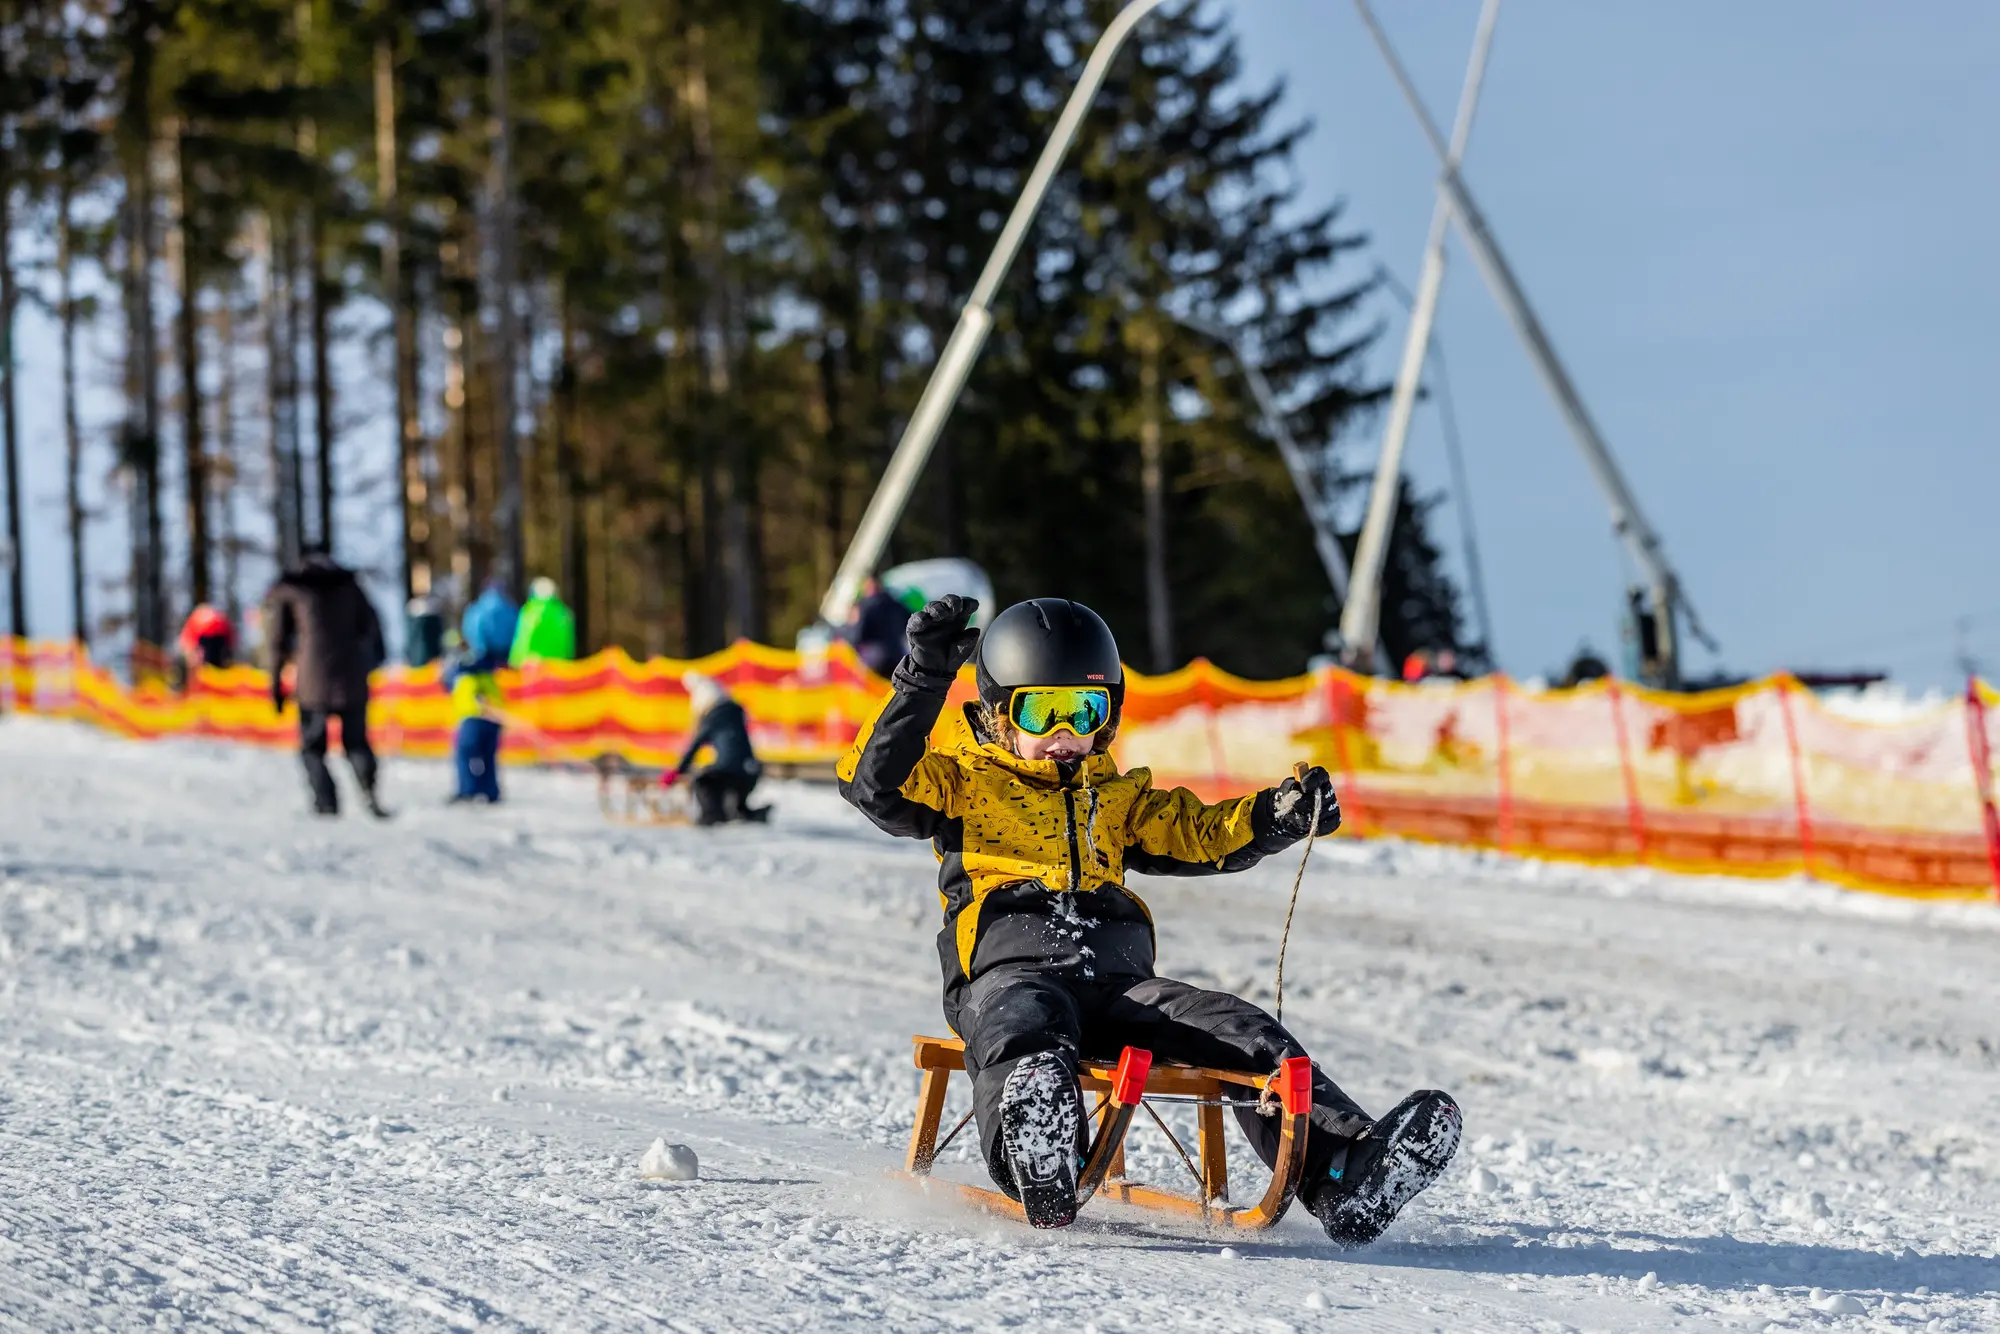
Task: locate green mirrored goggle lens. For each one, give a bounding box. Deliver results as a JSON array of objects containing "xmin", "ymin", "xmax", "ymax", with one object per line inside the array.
[{"xmin": 1008, "ymin": 686, "xmax": 1112, "ymax": 738}]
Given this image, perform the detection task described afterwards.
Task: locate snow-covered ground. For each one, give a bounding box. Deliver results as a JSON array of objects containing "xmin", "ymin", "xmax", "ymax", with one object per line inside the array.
[{"xmin": 3, "ymin": 718, "xmax": 1997, "ymax": 1333}]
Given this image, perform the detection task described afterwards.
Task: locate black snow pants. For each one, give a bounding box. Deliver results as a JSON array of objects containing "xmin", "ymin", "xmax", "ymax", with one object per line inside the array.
[
  {"xmin": 691, "ymin": 768, "xmax": 761, "ymax": 825},
  {"xmin": 298, "ymin": 703, "xmax": 377, "ymax": 812},
  {"xmin": 957, "ymin": 965, "xmax": 1374, "ymax": 1198}
]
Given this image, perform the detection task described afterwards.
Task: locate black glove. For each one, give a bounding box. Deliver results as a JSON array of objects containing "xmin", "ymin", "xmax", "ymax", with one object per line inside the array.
[
  {"xmin": 903, "ymin": 595, "xmax": 981, "ymax": 678},
  {"xmin": 1270, "ymin": 766, "xmax": 1341, "ymax": 840}
]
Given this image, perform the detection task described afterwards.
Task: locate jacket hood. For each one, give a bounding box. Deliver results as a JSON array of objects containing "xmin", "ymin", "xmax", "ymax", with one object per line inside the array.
[
  {"xmin": 463, "ymin": 589, "xmax": 520, "ymax": 659},
  {"xmin": 683, "ymin": 670, "xmax": 728, "ymax": 716}
]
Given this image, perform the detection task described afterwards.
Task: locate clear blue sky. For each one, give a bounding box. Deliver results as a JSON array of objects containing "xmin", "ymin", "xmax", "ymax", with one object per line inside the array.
[
  {"xmin": 1228, "ymin": 0, "xmax": 2000, "ymax": 686},
  {"xmin": 5, "ymin": 3, "xmax": 1995, "ymax": 685}
]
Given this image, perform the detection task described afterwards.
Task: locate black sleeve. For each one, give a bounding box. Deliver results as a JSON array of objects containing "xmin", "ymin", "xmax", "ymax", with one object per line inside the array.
[
  {"xmin": 1246, "ymin": 786, "xmax": 1310, "ymax": 857},
  {"xmin": 357, "ymin": 593, "xmax": 386, "ymax": 673},
  {"xmin": 835, "ymin": 657, "xmax": 955, "ymax": 840},
  {"xmin": 266, "ymin": 589, "xmax": 297, "ymax": 669},
  {"xmin": 673, "ymin": 708, "xmax": 722, "ymax": 774}
]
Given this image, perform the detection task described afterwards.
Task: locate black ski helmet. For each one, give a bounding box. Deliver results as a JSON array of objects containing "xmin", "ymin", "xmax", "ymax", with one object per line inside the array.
[{"xmin": 975, "ymin": 599, "xmax": 1124, "ymax": 715}]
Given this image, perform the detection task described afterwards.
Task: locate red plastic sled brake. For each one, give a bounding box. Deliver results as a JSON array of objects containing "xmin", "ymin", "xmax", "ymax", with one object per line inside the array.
[{"xmin": 900, "ymin": 1036, "xmax": 1314, "ymax": 1230}]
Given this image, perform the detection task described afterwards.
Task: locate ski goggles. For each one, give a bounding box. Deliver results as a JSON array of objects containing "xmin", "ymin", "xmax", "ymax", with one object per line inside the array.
[{"xmin": 1008, "ymin": 686, "xmax": 1114, "ymax": 738}]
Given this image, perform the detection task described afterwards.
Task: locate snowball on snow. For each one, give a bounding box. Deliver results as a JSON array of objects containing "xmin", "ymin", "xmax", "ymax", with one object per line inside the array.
[{"xmin": 639, "ymin": 1139, "xmax": 700, "ymax": 1181}]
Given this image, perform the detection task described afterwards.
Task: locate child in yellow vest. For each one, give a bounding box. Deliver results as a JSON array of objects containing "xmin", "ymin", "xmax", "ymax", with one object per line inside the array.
[
  {"xmin": 838, "ymin": 596, "xmax": 1459, "ymax": 1241},
  {"xmin": 444, "ymin": 637, "xmax": 506, "ymax": 804}
]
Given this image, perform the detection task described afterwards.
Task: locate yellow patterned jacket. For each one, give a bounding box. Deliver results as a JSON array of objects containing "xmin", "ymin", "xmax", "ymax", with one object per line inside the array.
[{"xmin": 836, "ymin": 664, "xmax": 1296, "ymax": 1027}]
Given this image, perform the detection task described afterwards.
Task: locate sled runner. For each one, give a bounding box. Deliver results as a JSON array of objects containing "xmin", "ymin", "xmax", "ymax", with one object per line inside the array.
[
  {"xmin": 902, "ymin": 1035, "xmax": 1314, "ymax": 1230},
  {"xmin": 592, "ymin": 755, "xmax": 695, "ymax": 826}
]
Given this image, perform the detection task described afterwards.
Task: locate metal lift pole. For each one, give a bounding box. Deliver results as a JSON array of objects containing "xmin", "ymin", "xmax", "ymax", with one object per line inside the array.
[
  {"xmin": 1352, "ymin": 0, "xmax": 1714, "ymax": 683},
  {"xmin": 1340, "ymin": 0, "xmax": 1500, "ymax": 667},
  {"xmin": 816, "ymin": 0, "xmax": 1174, "ymax": 629}
]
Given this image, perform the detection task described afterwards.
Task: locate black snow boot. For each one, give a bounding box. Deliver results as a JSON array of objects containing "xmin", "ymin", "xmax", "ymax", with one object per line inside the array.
[
  {"xmin": 998, "ymin": 1052, "xmax": 1081, "ymax": 1229},
  {"xmin": 304, "ymin": 756, "xmax": 340, "ymax": 815},
  {"xmin": 360, "ymin": 782, "xmax": 391, "ymax": 820},
  {"xmin": 1306, "ymin": 1089, "xmax": 1461, "ymax": 1248}
]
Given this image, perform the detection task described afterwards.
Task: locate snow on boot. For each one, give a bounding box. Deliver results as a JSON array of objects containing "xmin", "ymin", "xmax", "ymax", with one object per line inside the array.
[
  {"xmin": 999, "ymin": 1051, "xmax": 1081, "ymax": 1229},
  {"xmin": 1307, "ymin": 1089, "xmax": 1461, "ymax": 1248}
]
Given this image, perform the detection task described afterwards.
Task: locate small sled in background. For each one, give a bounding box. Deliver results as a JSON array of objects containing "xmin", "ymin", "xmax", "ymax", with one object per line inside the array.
[
  {"xmin": 901, "ymin": 1035, "xmax": 1314, "ymax": 1230},
  {"xmin": 593, "ymin": 755, "xmax": 695, "ymax": 826}
]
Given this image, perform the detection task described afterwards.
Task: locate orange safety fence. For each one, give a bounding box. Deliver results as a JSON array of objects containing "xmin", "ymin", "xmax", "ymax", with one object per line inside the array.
[{"xmin": 4, "ymin": 636, "xmax": 1998, "ymax": 903}]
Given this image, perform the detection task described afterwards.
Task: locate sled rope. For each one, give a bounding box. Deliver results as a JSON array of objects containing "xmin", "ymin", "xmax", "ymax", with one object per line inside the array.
[
  {"xmin": 1141, "ymin": 1098, "xmax": 1208, "ymax": 1194},
  {"xmin": 1272, "ymin": 766, "xmax": 1323, "ymax": 1026},
  {"xmin": 932, "ymin": 1106, "xmax": 978, "ymax": 1159}
]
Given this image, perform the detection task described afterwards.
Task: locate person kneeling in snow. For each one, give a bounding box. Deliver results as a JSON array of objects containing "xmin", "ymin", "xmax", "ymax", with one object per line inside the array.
[
  {"xmin": 837, "ymin": 596, "xmax": 1461, "ymax": 1240},
  {"xmin": 663, "ymin": 672, "xmax": 770, "ymax": 826}
]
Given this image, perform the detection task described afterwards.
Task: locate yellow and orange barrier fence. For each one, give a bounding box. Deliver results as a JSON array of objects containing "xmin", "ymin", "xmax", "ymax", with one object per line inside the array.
[{"xmin": 4, "ymin": 636, "xmax": 1997, "ymax": 902}]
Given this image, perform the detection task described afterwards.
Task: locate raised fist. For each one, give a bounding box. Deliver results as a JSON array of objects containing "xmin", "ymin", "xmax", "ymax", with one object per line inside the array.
[{"xmin": 903, "ymin": 595, "xmax": 981, "ymax": 677}]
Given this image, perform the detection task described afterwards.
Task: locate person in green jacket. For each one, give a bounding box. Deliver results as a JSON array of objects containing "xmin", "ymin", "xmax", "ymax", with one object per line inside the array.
[{"xmin": 509, "ymin": 577, "xmax": 577, "ymax": 667}]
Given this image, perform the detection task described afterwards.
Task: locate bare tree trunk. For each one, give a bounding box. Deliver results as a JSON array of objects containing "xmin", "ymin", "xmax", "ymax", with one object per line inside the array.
[
  {"xmin": 516, "ymin": 296, "xmax": 540, "ymax": 576},
  {"xmin": 214, "ymin": 296, "xmax": 241, "ymax": 626},
  {"xmin": 0, "ymin": 158, "xmax": 25, "ymax": 639},
  {"xmin": 681, "ymin": 28, "xmax": 758, "ymax": 644},
  {"xmin": 133, "ymin": 151, "xmax": 165, "ymax": 649},
  {"xmin": 285, "ymin": 217, "xmax": 307, "ymax": 552},
  {"xmin": 487, "ymin": 0, "xmax": 523, "ymax": 597},
  {"xmin": 116, "ymin": 0, "xmax": 165, "ymax": 653},
  {"xmin": 143, "ymin": 188, "xmax": 164, "ymax": 644},
  {"xmin": 697, "ymin": 447, "xmax": 722, "ymax": 650},
  {"xmin": 122, "ymin": 172, "xmax": 149, "ymax": 642},
  {"xmin": 682, "ymin": 447, "xmax": 711, "ymax": 655},
  {"xmin": 375, "ymin": 34, "xmax": 428, "ymax": 602},
  {"xmin": 261, "ymin": 213, "xmax": 300, "ymax": 569},
  {"xmin": 309, "ymin": 210, "xmax": 334, "ymax": 552},
  {"xmin": 1137, "ymin": 321, "xmax": 1173, "ymax": 673},
  {"xmin": 585, "ymin": 416, "xmax": 608, "ymax": 658},
  {"xmin": 173, "ymin": 128, "xmax": 211, "ymax": 607},
  {"xmin": 443, "ymin": 312, "xmax": 473, "ymax": 600},
  {"xmin": 59, "ymin": 177, "xmax": 87, "ymax": 647},
  {"xmin": 813, "ymin": 330, "xmax": 848, "ymax": 594},
  {"xmin": 555, "ymin": 298, "xmax": 588, "ymax": 650}
]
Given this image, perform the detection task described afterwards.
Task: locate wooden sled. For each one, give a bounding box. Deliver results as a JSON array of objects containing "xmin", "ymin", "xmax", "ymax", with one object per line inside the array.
[
  {"xmin": 901, "ymin": 1034, "xmax": 1314, "ymax": 1230},
  {"xmin": 593, "ymin": 755, "xmax": 695, "ymax": 826}
]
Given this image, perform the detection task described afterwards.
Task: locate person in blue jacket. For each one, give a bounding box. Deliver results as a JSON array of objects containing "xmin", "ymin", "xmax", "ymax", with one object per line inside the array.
[
  {"xmin": 442, "ymin": 633, "xmax": 507, "ymax": 803},
  {"xmin": 461, "ymin": 582, "xmax": 519, "ymax": 668},
  {"xmin": 663, "ymin": 672, "xmax": 770, "ymax": 825},
  {"xmin": 442, "ymin": 583, "xmax": 518, "ymax": 804}
]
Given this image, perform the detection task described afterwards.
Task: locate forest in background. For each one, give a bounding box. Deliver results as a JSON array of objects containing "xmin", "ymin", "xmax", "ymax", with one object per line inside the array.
[{"xmin": 0, "ymin": 0, "xmax": 1477, "ymax": 681}]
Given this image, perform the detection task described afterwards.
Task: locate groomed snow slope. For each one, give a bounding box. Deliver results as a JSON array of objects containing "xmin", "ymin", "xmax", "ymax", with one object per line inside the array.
[{"xmin": 2, "ymin": 718, "xmax": 1997, "ymax": 1333}]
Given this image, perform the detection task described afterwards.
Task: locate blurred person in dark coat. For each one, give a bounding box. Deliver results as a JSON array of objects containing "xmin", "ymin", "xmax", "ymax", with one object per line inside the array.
[
  {"xmin": 264, "ymin": 544, "xmax": 389, "ymax": 817},
  {"xmin": 661, "ymin": 671, "xmax": 769, "ymax": 825},
  {"xmin": 844, "ymin": 576, "xmax": 911, "ymax": 678}
]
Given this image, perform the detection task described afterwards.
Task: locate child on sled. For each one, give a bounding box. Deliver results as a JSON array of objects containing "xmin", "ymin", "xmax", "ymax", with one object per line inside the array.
[{"xmin": 838, "ymin": 595, "xmax": 1460, "ymax": 1241}]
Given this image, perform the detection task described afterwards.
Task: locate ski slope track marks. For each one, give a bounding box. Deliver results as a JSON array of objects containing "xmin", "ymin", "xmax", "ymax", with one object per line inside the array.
[{"xmin": 1, "ymin": 718, "xmax": 1997, "ymax": 1331}]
